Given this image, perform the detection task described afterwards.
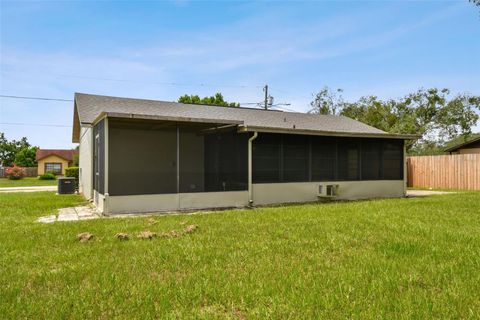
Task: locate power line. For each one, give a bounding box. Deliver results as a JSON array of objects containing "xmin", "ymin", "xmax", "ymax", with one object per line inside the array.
[
  {"xmin": 53, "ymin": 73, "xmax": 263, "ymax": 89},
  {"xmin": 0, "ymin": 122, "xmax": 71, "ymax": 128},
  {"xmin": 0, "ymin": 95, "xmax": 73, "ymax": 102}
]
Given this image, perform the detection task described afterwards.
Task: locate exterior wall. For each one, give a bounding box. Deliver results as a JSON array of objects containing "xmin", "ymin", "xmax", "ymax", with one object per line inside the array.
[
  {"xmin": 252, "ymin": 180, "xmax": 405, "ymax": 206},
  {"xmin": 37, "ymin": 155, "xmax": 70, "ymax": 175},
  {"xmin": 99, "ymin": 181, "xmax": 403, "ymax": 214},
  {"xmin": 458, "ymin": 148, "xmax": 480, "ymax": 155},
  {"xmin": 79, "ymin": 126, "xmax": 93, "ymax": 199},
  {"xmin": 94, "ymin": 190, "xmax": 105, "ymax": 213},
  {"xmin": 105, "ymin": 191, "xmax": 248, "ymax": 214}
]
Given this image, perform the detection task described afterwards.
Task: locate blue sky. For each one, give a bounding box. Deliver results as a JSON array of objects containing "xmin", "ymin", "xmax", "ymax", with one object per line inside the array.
[{"xmin": 1, "ymin": 0, "xmax": 479, "ymax": 149}]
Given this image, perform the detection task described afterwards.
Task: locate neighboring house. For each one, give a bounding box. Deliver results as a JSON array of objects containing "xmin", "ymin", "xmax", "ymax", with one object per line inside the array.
[
  {"xmin": 72, "ymin": 93, "xmax": 418, "ymax": 214},
  {"xmin": 36, "ymin": 149, "xmax": 78, "ymax": 175},
  {"xmin": 445, "ymin": 136, "xmax": 480, "ymax": 155}
]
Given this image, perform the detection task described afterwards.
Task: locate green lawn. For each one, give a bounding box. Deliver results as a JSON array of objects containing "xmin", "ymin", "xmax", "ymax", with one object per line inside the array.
[
  {"xmin": 1, "ymin": 192, "xmax": 479, "ymax": 319},
  {"xmin": 0, "ymin": 177, "xmax": 57, "ymax": 188}
]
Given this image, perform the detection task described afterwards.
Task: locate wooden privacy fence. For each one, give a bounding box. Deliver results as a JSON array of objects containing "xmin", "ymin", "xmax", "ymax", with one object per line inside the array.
[
  {"xmin": 0, "ymin": 167, "xmax": 38, "ymax": 178},
  {"xmin": 407, "ymin": 154, "xmax": 480, "ymax": 190}
]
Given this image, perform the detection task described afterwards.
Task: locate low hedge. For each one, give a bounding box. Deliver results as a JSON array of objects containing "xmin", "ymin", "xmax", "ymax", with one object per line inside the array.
[
  {"xmin": 38, "ymin": 173, "xmax": 56, "ymax": 180},
  {"xmin": 65, "ymin": 167, "xmax": 79, "ymax": 179}
]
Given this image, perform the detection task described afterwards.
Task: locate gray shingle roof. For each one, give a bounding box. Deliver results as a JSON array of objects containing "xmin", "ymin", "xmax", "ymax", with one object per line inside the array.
[{"xmin": 73, "ymin": 93, "xmax": 418, "ymax": 142}]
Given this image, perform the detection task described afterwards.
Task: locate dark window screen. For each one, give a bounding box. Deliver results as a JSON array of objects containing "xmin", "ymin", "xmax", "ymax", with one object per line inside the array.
[
  {"xmin": 311, "ymin": 137, "xmax": 336, "ymax": 181},
  {"xmin": 202, "ymin": 130, "xmax": 248, "ymax": 192},
  {"xmin": 252, "ymin": 134, "xmax": 281, "ymax": 183},
  {"xmin": 93, "ymin": 119, "xmax": 105, "ymax": 194},
  {"xmin": 361, "ymin": 139, "xmax": 382, "ymax": 180},
  {"xmin": 283, "ymin": 135, "xmax": 309, "ymax": 182},
  {"xmin": 337, "ymin": 139, "xmax": 360, "ymax": 181},
  {"xmin": 383, "ymin": 140, "xmax": 403, "ymax": 179},
  {"xmin": 108, "ymin": 119, "xmax": 177, "ymax": 196}
]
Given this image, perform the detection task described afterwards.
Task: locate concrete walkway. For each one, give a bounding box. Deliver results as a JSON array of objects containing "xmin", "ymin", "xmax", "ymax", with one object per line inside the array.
[
  {"xmin": 406, "ymin": 190, "xmax": 453, "ymax": 197},
  {"xmin": 37, "ymin": 206, "xmax": 99, "ymax": 223},
  {"xmin": 0, "ymin": 186, "xmax": 57, "ymax": 193}
]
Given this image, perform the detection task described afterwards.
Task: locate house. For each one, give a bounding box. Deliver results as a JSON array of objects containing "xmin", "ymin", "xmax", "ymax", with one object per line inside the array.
[
  {"xmin": 36, "ymin": 149, "xmax": 78, "ymax": 176},
  {"xmin": 444, "ymin": 136, "xmax": 480, "ymax": 155},
  {"xmin": 72, "ymin": 93, "xmax": 418, "ymax": 214}
]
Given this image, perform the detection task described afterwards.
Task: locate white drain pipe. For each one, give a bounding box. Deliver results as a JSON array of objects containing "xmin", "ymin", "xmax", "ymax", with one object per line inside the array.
[{"xmin": 248, "ymin": 131, "xmax": 258, "ymax": 206}]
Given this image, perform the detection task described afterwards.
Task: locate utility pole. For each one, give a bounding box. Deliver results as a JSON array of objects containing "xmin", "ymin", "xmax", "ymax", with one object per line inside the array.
[{"xmin": 263, "ymin": 85, "xmax": 268, "ymax": 110}]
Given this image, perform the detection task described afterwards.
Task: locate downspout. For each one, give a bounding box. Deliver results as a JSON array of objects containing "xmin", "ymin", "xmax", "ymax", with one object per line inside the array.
[
  {"xmin": 248, "ymin": 131, "xmax": 258, "ymax": 206},
  {"xmin": 103, "ymin": 117, "xmax": 109, "ymax": 215}
]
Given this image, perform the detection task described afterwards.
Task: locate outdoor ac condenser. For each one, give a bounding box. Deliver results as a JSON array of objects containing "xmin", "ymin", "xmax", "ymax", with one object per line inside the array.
[{"xmin": 318, "ymin": 184, "xmax": 339, "ymax": 198}]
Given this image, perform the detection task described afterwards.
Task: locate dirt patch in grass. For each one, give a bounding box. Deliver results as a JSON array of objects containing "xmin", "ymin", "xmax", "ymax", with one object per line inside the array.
[
  {"xmin": 115, "ymin": 233, "xmax": 129, "ymax": 240},
  {"xmin": 77, "ymin": 232, "xmax": 94, "ymax": 242}
]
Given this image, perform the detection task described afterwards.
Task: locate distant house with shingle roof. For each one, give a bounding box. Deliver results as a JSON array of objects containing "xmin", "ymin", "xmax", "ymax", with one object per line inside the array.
[{"xmin": 36, "ymin": 149, "xmax": 78, "ymax": 175}]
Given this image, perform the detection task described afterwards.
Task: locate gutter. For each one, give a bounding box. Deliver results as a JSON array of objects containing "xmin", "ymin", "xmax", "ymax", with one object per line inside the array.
[
  {"xmin": 238, "ymin": 125, "xmax": 420, "ymax": 140},
  {"xmin": 248, "ymin": 131, "xmax": 258, "ymax": 206}
]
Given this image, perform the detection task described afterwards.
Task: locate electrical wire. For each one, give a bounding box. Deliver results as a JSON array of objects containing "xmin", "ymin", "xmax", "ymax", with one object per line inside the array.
[
  {"xmin": 0, "ymin": 95, "xmax": 73, "ymax": 102},
  {"xmin": 0, "ymin": 122, "xmax": 71, "ymax": 128}
]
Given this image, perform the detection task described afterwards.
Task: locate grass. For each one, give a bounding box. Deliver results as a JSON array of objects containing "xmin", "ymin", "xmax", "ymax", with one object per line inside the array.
[
  {"xmin": 0, "ymin": 177, "xmax": 57, "ymax": 188},
  {"xmin": 1, "ymin": 192, "xmax": 479, "ymax": 319}
]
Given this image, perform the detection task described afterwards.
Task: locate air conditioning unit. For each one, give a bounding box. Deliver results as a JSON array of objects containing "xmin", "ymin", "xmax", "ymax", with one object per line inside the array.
[{"xmin": 318, "ymin": 184, "xmax": 339, "ymax": 198}]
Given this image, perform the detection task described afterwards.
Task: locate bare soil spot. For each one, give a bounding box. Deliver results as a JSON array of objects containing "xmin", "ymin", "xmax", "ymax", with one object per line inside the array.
[
  {"xmin": 115, "ymin": 233, "xmax": 129, "ymax": 240},
  {"xmin": 77, "ymin": 232, "xmax": 94, "ymax": 242},
  {"xmin": 137, "ymin": 231, "xmax": 157, "ymax": 239}
]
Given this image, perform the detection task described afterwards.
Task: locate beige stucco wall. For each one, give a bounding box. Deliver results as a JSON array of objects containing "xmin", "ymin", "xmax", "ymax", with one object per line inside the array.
[
  {"xmin": 99, "ymin": 180, "xmax": 404, "ymax": 214},
  {"xmin": 79, "ymin": 126, "xmax": 93, "ymax": 199},
  {"xmin": 105, "ymin": 191, "xmax": 249, "ymax": 214},
  {"xmin": 252, "ymin": 180, "xmax": 405, "ymax": 206},
  {"xmin": 37, "ymin": 155, "xmax": 70, "ymax": 175}
]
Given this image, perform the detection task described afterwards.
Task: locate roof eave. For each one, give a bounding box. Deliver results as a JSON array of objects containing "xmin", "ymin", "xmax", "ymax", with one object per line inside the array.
[
  {"xmin": 238, "ymin": 125, "xmax": 421, "ymax": 140},
  {"xmin": 93, "ymin": 112, "xmax": 244, "ymax": 126},
  {"xmin": 444, "ymin": 136, "xmax": 480, "ymax": 152}
]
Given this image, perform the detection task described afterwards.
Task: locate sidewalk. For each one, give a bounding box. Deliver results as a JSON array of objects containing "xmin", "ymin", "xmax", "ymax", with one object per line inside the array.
[{"xmin": 0, "ymin": 186, "xmax": 57, "ymax": 193}]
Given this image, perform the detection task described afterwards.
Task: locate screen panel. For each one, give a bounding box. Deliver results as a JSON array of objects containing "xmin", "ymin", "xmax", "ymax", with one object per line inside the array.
[
  {"xmin": 282, "ymin": 135, "xmax": 309, "ymax": 182},
  {"xmin": 311, "ymin": 136, "xmax": 336, "ymax": 181},
  {"xmin": 383, "ymin": 140, "xmax": 403, "ymax": 180},
  {"xmin": 361, "ymin": 139, "xmax": 382, "ymax": 180},
  {"xmin": 203, "ymin": 130, "xmax": 248, "ymax": 192},
  {"xmin": 93, "ymin": 119, "xmax": 105, "ymax": 194},
  {"xmin": 337, "ymin": 139, "xmax": 360, "ymax": 181},
  {"xmin": 252, "ymin": 133, "xmax": 281, "ymax": 183},
  {"xmin": 108, "ymin": 119, "xmax": 177, "ymax": 196}
]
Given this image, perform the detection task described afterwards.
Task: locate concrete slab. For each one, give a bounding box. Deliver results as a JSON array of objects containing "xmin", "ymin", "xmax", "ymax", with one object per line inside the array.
[
  {"xmin": 406, "ymin": 190, "xmax": 454, "ymax": 197},
  {"xmin": 57, "ymin": 213, "xmax": 79, "ymax": 222},
  {"xmin": 37, "ymin": 215, "xmax": 56, "ymax": 223},
  {"xmin": 0, "ymin": 186, "xmax": 57, "ymax": 193}
]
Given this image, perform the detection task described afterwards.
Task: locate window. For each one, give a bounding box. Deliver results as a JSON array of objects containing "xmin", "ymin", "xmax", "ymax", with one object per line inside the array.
[{"xmin": 45, "ymin": 163, "xmax": 62, "ymax": 175}]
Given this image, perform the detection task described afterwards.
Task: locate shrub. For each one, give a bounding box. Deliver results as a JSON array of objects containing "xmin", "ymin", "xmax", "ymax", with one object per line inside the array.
[
  {"xmin": 5, "ymin": 165, "xmax": 25, "ymax": 180},
  {"xmin": 65, "ymin": 167, "xmax": 79, "ymax": 179},
  {"xmin": 39, "ymin": 173, "xmax": 56, "ymax": 180}
]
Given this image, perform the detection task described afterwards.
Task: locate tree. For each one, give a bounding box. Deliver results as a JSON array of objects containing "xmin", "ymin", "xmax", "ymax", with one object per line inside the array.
[
  {"xmin": 309, "ymin": 88, "xmax": 480, "ymax": 154},
  {"xmin": 0, "ymin": 133, "xmax": 35, "ymax": 167},
  {"xmin": 471, "ymin": 0, "xmax": 480, "ymax": 7},
  {"xmin": 178, "ymin": 93, "xmax": 239, "ymax": 107},
  {"xmin": 14, "ymin": 146, "xmax": 38, "ymax": 167}
]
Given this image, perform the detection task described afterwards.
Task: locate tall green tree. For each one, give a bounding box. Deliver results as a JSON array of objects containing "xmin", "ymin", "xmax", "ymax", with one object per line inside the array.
[
  {"xmin": 178, "ymin": 93, "xmax": 239, "ymax": 107},
  {"xmin": 0, "ymin": 133, "xmax": 35, "ymax": 167},
  {"xmin": 14, "ymin": 146, "xmax": 38, "ymax": 167},
  {"xmin": 309, "ymin": 87, "xmax": 480, "ymax": 154}
]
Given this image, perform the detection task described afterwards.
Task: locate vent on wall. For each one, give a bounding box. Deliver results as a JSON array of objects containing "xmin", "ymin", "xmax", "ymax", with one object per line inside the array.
[{"xmin": 318, "ymin": 184, "xmax": 339, "ymax": 198}]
